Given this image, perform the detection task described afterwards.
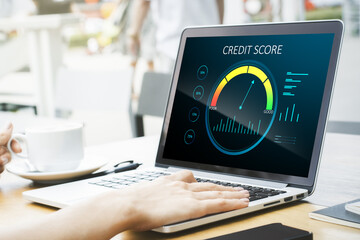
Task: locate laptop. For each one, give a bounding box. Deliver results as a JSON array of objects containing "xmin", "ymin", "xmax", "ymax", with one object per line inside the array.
[{"xmin": 23, "ymin": 20, "xmax": 343, "ymax": 233}]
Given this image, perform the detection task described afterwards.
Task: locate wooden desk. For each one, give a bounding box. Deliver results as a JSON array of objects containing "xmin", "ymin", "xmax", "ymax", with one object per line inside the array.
[{"xmin": 0, "ymin": 133, "xmax": 359, "ymax": 239}]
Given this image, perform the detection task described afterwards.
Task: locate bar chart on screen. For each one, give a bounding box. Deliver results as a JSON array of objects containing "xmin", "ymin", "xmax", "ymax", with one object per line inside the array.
[
  {"xmin": 278, "ymin": 104, "xmax": 300, "ymax": 123},
  {"xmin": 211, "ymin": 116, "xmax": 262, "ymax": 135}
]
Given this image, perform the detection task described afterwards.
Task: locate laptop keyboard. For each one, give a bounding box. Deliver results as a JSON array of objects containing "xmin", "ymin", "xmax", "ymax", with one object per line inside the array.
[
  {"xmin": 89, "ymin": 170, "xmax": 286, "ymax": 202},
  {"xmin": 194, "ymin": 178, "xmax": 286, "ymax": 202}
]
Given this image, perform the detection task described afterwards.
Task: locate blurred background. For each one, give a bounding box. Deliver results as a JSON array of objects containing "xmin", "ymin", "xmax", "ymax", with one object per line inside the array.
[{"xmin": 0, "ymin": 0, "xmax": 359, "ymax": 146}]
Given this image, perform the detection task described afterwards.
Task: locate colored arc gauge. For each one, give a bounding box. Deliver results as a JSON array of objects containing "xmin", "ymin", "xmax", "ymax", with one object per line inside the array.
[{"xmin": 205, "ymin": 61, "xmax": 278, "ymax": 155}]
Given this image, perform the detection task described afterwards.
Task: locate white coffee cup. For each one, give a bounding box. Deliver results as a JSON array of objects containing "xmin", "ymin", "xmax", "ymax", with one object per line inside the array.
[{"xmin": 8, "ymin": 123, "xmax": 84, "ymax": 172}]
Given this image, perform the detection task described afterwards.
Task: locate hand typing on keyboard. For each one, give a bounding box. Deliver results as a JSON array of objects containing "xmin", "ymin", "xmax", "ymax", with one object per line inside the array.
[
  {"xmin": 117, "ymin": 170, "xmax": 250, "ymax": 231},
  {"xmin": 1, "ymin": 170, "xmax": 249, "ymax": 240}
]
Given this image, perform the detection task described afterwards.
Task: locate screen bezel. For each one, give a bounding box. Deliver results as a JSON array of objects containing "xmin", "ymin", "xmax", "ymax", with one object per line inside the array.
[{"xmin": 155, "ymin": 20, "xmax": 343, "ymax": 190}]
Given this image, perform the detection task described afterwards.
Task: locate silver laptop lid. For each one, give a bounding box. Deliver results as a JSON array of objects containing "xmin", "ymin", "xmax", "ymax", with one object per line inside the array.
[{"xmin": 155, "ymin": 21, "xmax": 343, "ymax": 193}]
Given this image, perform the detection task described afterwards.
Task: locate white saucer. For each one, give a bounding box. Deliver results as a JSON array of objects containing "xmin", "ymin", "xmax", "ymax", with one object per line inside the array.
[{"xmin": 6, "ymin": 154, "xmax": 108, "ymax": 183}]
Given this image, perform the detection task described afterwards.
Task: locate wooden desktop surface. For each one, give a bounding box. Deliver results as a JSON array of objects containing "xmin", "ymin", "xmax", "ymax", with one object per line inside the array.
[{"xmin": 0, "ymin": 133, "xmax": 359, "ymax": 239}]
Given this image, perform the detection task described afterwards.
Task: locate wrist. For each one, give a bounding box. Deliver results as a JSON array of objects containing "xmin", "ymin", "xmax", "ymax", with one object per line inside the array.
[
  {"xmin": 110, "ymin": 188, "xmax": 154, "ymax": 231},
  {"xmin": 68, "ymin": 191, "xmax": 137, "ymax": 238},
  {"xmin": 101, "ymin": 191, "xmax": 137, "ymax": 233}
]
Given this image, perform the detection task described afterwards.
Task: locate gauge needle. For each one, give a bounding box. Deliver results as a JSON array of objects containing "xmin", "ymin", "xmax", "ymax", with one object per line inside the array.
[{"xmin": 239, "ymin": 80, "xmax": 255, "ymax": 110}]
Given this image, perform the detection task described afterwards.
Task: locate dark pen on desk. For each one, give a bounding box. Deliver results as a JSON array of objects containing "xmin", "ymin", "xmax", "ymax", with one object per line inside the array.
[{"xmin": 77, "ymin": 160, "xmax": 142, "ymax": 180}]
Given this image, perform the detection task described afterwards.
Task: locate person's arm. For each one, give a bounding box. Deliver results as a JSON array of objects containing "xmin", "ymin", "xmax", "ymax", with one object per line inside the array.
[
  {"xmin": 127, "ymin": 0, "xmax": 150, "ymax": 57},
  {"xmin": 216, "ymin": 0, "xmax": 224, "ymax": 24},
  {"xmin": 1, "ymin": 171, "xmax": 249, "ymax": 239}
]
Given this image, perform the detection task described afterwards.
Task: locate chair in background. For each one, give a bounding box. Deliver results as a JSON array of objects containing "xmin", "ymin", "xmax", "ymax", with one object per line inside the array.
[{"xmin": 131, "ymin": 71, "xmax": 172, "ymax": 137}]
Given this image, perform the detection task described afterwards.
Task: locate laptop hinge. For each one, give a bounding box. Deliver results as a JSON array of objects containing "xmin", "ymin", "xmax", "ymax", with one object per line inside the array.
[{"xmin": 167, "ymin": 167, "xmax": 288, "ymax": 189}]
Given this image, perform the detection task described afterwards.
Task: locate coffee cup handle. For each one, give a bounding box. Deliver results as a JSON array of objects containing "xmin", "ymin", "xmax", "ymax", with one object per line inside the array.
[{"xmin": 7, "ymin": 133, "xmax": 28, "ymax": 159}]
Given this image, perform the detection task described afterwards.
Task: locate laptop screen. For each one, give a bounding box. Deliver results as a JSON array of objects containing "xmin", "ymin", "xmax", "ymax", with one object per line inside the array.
[{"xmin": 156, "ymin": 22, "xmax": 343, "ymax": 187}]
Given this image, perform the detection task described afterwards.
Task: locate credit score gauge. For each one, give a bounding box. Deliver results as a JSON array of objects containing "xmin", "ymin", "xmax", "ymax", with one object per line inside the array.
[{"xmin": 205, "ymin": 61, "xmax": 278, "ymax": 155}]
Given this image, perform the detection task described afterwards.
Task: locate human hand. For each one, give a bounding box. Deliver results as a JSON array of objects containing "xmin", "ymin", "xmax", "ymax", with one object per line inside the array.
[
  {"xmin": 0, "ymin": 123, "xmax": 21, "ymax": 173},
  {"xmin": 120, "ymin": 170, "xmax": 250, "ymax": 231}
]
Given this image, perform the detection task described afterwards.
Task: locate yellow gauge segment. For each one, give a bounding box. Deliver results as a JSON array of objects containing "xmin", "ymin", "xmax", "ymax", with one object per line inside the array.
[
  {"xmin": 226, "ymin": 66, "xmax": 248, "ymax": 82},
  {"xmin": 248, "ymin": 66, "xmax": 268, "ymax": 82}
]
